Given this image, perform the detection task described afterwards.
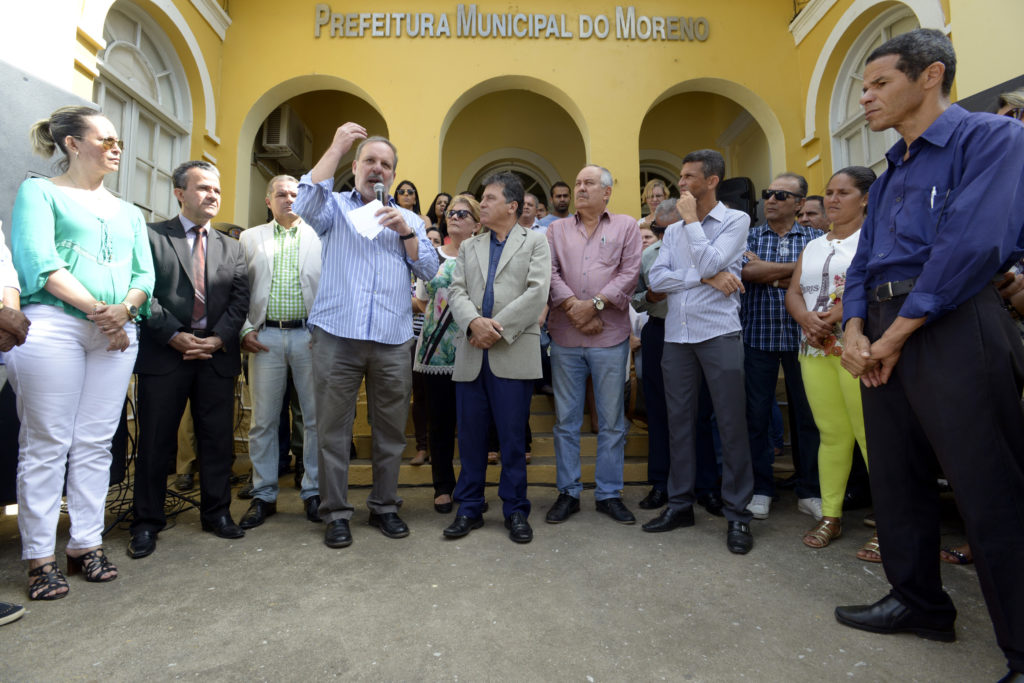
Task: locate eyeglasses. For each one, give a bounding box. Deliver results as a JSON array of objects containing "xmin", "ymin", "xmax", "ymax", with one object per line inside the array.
[
  {"xmin": 396, "ymin": 188, "xmax": 416, "ymax": 196},
  {"xmin": 1003, "ymin": 107, "xmax": 1024, "ymax": 121},
  {"xmin": 447, "ymin": 209, "xmax": 472, "ymax": 220},
  {"xmin": 75, "ymin": 136, "xmax": 124, "ymax": 151},
  {"xmin": 762, "ymin": 189, "xmax": 803, "ymax": 202}
]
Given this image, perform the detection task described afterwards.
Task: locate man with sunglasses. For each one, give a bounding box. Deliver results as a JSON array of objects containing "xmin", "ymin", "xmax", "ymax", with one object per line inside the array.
[
  {"xmin": 740, "ymin": 174, "xmax": 823, "ymax": 522},
  {"xmin": 835, "ymin": 31, "xmax": 1024, "ymax": 679}
]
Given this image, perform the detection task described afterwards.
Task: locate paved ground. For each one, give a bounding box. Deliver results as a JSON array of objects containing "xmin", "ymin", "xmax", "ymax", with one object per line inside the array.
[{"xmin": 0, "ymin": 483, "xmax": 1005, "ymax": 681}]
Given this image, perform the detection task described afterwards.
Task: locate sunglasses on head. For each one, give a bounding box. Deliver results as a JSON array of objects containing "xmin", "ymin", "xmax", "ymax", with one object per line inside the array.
[
  {"xmin": 762, "ymin": 189, "xmax": 803, "ymax": 201},
  {"xmin": 1003, "ymin": 107, "xmax": 1024, "ymax": 121},
  {"xmin": 75, "ymin": 136, "xmax": 123, "ymax": 151},
  {"xmin": 396, "ymin": 188, "xmax": 416, "ymax": 195},
  {"xmin": 447, "ymin": 209, "xmax": 472, "ymax": 220}
]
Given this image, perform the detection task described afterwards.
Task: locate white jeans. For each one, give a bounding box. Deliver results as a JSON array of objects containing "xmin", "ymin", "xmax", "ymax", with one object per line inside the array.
[{"xmin": 7, "ymin": 305, "xmax": 138, "ymax": 560}]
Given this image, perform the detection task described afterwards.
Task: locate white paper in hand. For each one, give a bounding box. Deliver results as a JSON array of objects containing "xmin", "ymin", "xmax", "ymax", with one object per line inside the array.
[{"xmin": 347, "ymin": 200, "xmax": 386, "ymax": 240}]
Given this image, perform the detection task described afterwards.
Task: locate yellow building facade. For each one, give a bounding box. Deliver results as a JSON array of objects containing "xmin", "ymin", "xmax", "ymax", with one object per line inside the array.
[{"xmin": 1, "ymin": 0, "xmax": 1020, "ymax": 228}]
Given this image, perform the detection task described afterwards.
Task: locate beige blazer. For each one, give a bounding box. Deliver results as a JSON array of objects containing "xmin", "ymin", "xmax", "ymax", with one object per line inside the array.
[
  {"xmin": 239, "ymin": 220, "xmax": 322, "ymax": 334},
  {"xmin": 448, "ymin": 224, "xmax": 551, "ymax": 381}
]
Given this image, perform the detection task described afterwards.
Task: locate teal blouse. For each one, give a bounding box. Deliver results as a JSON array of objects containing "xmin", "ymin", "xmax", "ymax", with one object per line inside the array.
[{"xmin": 11, "ymin": 178, "xmax": 155, "ymax": 320}]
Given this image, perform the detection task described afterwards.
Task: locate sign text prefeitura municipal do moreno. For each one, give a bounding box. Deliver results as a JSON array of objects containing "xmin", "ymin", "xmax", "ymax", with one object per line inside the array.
[{"xmin": 314, "ymin": 4, "xmax": 711, "ymax": 42}]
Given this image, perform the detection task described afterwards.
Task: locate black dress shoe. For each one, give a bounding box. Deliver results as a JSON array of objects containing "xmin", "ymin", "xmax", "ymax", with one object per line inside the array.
[
  {"xmin": 595, "ymin": 497, "xmax": 636, "ymax": 524},
  {"xmin": 443, "ymin": 515, "xmax": 483, "ymax": 538},
  {"xmin": 504, "ymin": 512, "xmax": 533, "ymax": 543},
  {"xmin": 434, "ymin": 500, "xmax": 453, "ymax": 514},
  {"xmin": 305, "ymin": 495, "xmax": 322, "ymax": 523},
  {"xmin": 201, "ymin": 515, "xmax": 245, "ymax": 539},
  {"xmin": 237, "ymin": 483, "xmax": 254, "ymax": 500},
  {"xmin": 128, "ymin": 530, "xmax": 157, "ymax": 559},
  {"xmin": 239, "ymin": 499, "xmax": 277, "ymax": 529},
  {"xmin": 697, "ymin": 492, "xmax": 725, "ymax": 517},
  {"xmin": 642, "ymin": 506, "xmax": 695, "ymax": 532},
  {"xmin": 834, "ymin": 594, "xmax": 955, "ymax": 642},
  {"xmin": 545, "ymin": 493, "xmax": 580, "ymax": 524},
  {"xmin": 324, "ymin": 519, "xmax": 352, "ymax": 548},
  {"xmin": 369, "ymin": 512, "xmax": 409, "ymax": 539},
  {"xmin": 638, "ymin": 487, "xmax": 668, "ymax": 510},
  {"xmin": 726, "ymin": 521, "xmax": 753, "ymax": 554}
]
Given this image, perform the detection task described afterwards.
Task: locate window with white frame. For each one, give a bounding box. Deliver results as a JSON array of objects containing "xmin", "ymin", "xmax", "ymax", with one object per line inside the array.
[
  {"xmin": 830, "ymin": 8, "xmax": 920, "ymax": 175},
  {"xmin": 94, "ymin": 4, "xmax": 191, "ymax": 221}
]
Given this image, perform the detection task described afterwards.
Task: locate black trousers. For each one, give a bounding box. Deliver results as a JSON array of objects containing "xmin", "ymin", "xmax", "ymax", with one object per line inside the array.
[
  {"xmin": 132, "ymin": 361, "xmax": 237, "ymax": 533},
  {"xmin": 862, "ymin": 286, "xmax": 1024, "ymax": 671}
]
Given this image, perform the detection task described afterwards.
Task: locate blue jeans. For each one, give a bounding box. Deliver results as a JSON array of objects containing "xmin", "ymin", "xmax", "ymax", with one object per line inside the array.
[
  {"xmin": 248, "ymin": 326, "xmax": 319, "ymax": 502},
  {"xmin": 550, "ymin": 339, "xmax": 629, "ymax": 500}
]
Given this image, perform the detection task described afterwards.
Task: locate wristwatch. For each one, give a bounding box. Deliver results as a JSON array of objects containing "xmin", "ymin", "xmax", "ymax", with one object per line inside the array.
[
  {"xmin": 122, "ymin": 301, "xmax": 139, "ymax": 321},
  {"xmin": 592, "ymin": 296, "xmax": 605, "ymax": 311}
]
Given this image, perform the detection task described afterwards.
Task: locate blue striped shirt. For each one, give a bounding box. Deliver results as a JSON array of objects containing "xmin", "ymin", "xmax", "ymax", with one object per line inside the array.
[
  {"xmin": 648, "ymin": 201, "xmax": 750, "ymax": 344},
  {"xmin": 741, "ymin": 222, "xmax": 823, "ymax": 351},
  {"xmin": 294, "ymin": 174, "xmax": 438, "ymax": 344}
]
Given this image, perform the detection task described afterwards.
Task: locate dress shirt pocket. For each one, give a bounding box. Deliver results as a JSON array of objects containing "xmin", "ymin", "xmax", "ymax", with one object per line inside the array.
[{"xmin": 597, "ymin": 238, "xmax": 623, "ymax": 266}]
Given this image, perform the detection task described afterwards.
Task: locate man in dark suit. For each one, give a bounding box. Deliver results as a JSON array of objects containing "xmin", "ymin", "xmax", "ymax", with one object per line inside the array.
[{"xmin": 128, "ymin": 160, "xmax": 250, "ymax": 559}]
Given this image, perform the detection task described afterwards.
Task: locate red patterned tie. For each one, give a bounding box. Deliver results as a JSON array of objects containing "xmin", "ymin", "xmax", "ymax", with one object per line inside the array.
[{"xmin": 191, "ymin": 226, "xmax": 206, "ymax": 327}]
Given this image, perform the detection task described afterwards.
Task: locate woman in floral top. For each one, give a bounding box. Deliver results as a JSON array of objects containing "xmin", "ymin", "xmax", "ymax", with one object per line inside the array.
[
  {"xmin": 413, "ymin": 195, "xmax": 480, "ymax": 513},
  {"xmin": 785, "ymin": 166, "xmax": 877, "ymax": 558}
]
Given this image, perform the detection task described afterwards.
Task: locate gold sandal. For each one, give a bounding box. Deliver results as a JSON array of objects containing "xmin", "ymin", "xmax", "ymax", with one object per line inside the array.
[
  {"xmin": 856, "ymin": 532, "xmax": 882, "ymax": 563},
  {"xmin": 802, "ymin": 518, "xmax": 842, "ymax": 548}
]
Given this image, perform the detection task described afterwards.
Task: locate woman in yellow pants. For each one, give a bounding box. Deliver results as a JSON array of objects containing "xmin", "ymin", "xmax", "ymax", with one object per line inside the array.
[{"xmin": 785, "ymin": 166, "xmax": 879, "ymax": 561}]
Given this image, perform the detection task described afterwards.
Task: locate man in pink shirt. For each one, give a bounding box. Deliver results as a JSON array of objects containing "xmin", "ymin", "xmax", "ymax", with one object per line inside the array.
[{"xmin": 544, "ymin": 165, "xmax": 643, "ymax": 524}]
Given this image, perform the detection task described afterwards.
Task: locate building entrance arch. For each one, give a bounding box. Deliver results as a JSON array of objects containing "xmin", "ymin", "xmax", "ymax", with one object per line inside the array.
[{"xmin": 234, "ymin": 75, "xmax": 387, "ymax": 226}]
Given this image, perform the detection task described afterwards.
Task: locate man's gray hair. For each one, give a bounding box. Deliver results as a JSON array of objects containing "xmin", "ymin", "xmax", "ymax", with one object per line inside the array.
[
  {"xmin": 354, "ymin": 135, "xmax": 398, "ymax": 169},
  {"xmin": 266, "ymin": 174, "xmax": 298, "ymax": 197},
  {"xmin": 585, "ymin": 165, "xmax": 614, "ymax": 189},
  {"xmin": 654, "ymin": 198, "xmax": 681, "ymax": 226}
]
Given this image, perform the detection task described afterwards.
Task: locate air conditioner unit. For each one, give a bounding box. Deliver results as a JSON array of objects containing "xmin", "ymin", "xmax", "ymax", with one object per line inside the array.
[{"xmin": 259, "ymin": 105, "xmax": 309, "ymax": 170}]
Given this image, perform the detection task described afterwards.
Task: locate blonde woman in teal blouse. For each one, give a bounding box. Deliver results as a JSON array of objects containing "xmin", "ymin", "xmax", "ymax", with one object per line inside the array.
[{"xmin": 6, "ymin": 106, "xmax": 153, "ymax": 601}]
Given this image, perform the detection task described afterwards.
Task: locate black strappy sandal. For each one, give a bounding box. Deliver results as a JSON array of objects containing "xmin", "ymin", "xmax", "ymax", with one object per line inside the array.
[
  {"xmin": 28, "ymin": 561, "xmax": 69, "ymax": 600},
  {"xmin": 66, "ymin": 548, "xmax": 118, "ymax": 582}
]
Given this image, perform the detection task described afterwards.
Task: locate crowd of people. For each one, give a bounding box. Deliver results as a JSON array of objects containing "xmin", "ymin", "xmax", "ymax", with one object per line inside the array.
[{"xmin": 0, "ymin": 27, "xmax": 1022, "ymax": 683}]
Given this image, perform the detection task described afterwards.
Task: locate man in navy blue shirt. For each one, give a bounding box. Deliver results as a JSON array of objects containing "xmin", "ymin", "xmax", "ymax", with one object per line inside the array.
[{"xmin": 835, "ymin": 30, "xmax": 1024, "ymax": 680}]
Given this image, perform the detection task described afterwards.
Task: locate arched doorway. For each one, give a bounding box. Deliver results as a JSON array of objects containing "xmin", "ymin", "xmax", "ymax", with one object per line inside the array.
[{"xmin": 235, "ymin": 76, "xmax": 387, "ymax": 226}]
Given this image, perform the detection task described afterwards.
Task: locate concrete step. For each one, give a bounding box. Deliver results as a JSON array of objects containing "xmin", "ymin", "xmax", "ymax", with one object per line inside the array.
[{"xmin": 345, "ymin": 454, "xmax": 650, "ymax": 487}]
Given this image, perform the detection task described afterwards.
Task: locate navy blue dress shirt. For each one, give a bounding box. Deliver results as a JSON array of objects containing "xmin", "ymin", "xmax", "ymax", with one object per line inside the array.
[{"xmin": 844, "ymin": 104, "xmax": 1024, "ymax": 325}]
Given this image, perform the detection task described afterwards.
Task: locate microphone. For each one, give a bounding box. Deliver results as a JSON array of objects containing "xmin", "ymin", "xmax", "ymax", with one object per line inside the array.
[{"xmin": 373, "ymin": 182, "xmax": 385, "ymax": 204}]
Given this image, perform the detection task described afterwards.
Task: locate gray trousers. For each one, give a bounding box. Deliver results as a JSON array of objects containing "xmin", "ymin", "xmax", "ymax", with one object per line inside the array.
[
  {"xmin": 311, "ymin": 327, "xmax": 412, "ymax": 522},
  {"xmin": 662, "ymin": 332, "xmax": 754, "ymax": 523}
]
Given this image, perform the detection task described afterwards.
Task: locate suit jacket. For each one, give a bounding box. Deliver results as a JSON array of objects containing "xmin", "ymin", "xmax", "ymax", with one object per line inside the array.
[
  {"xmin": 135, "ymin": 216, "xmax": 249, "ymax": 377},
  {"xmin": 448, "ymin": 224, "xmax": 550, "ymax": 382},
  {"xmin": 239, "ymin": 220, "xmax": 322, "ymax": 333}
]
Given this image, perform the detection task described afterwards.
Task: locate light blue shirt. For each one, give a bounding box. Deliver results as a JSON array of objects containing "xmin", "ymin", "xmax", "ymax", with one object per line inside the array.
[
  {"xmin": 294, "ymin": 174, "xmax": 438, "ymax": 344},
  {"xmin": 648, "ymin": 201, "xmax": 751, "ymax": 344}
]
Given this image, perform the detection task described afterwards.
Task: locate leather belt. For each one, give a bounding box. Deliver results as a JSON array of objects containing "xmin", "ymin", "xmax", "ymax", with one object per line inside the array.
[
  {"xmin": 870, "ymin": 278, "xmax": 916, "ymax": 303},
  {"xmin": 265, "ymin": 319, "xmax": 307, "ymax": 329}
]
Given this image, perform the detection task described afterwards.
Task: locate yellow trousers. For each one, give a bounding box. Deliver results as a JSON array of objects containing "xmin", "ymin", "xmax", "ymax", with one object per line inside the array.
[{"xmin": 799, "ymin": 354, "xmax": 868, "ymax": 518}]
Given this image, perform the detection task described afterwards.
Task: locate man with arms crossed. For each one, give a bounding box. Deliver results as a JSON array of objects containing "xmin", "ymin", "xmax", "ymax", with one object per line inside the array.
[
  {"xmin": 642, "ymin": 150, "xmax": 755, "ymax": 554},
  {"xmin": 293, "ymin": 124, "xmax": 437, "ymax": 549},
  {"xmin": 836, "ymin": 30, "xmax": 1024, "ymax": 681}
]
